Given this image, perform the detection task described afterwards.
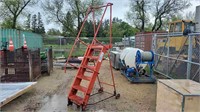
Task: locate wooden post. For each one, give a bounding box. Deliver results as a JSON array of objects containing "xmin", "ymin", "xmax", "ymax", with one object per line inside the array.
[
  {"xmin": 49, "ymin": 46, "xmax": 53, "ymax": 71},
  {"xmin": 47, "ymin": 48, "xmax": 50, "ymax": 75},
  {"xmin": 28, "ymin": 50, "xmax": 33, "ymax": 81},
  {"xmin": 46, "ymin": 47, "xmax": 53, "ymax": 75},
  {"xmin": 38, "ymin": 48, "xmax": 41, "ymax": 77},
  {"xmin": 0, "ymin": 50, "xmax": 1, "ymax": 77},
  {"xmin": 4, "ymin": 50, "xmax": 8, "ymax": 75}
]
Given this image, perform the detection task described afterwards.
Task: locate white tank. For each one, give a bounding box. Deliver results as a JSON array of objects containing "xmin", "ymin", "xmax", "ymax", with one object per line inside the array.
[{"xmin": 120, "ymin": 47, "xmax": 146, "ymax": 68}]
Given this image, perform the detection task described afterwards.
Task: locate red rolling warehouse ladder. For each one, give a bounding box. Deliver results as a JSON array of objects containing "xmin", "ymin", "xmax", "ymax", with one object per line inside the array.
[{"xmin": 65, "ymin": 3, "xmax": 120, "ymax": 110}]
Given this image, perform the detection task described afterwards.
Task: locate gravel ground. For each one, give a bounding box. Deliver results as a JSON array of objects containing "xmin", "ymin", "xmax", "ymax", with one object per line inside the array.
[{"xmin": 1, "ymin": 60, "xmax": 157, "ymax": 112}]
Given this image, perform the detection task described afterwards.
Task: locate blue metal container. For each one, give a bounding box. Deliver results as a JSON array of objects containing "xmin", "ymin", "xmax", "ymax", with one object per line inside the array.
[{"xmin": 0, "ymin": 29, "xmax": 43, "ymax": 50}]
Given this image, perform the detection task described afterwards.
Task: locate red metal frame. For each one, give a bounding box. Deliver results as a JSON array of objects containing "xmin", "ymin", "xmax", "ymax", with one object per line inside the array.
[{"xmin": 65, "ymin": 3, "xmax": 119, "ymax": 110}]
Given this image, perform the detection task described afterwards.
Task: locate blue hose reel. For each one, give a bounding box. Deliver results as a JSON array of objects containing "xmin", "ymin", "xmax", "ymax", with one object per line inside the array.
[{"xmin": 136, "ymin": 50, "xmax": 154, "ymax": 64}]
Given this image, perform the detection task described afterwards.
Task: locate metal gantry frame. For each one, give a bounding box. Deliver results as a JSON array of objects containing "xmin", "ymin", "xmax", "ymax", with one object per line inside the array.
[{"xmin": 64, "ymin": 3, "xmax": 120, "ymax": 110}]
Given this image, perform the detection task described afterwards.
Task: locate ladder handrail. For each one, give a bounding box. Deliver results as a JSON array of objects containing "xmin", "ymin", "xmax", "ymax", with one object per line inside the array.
[{"xmin": 65, "ymin": 3, "xmax": 113, "ymax": 72}]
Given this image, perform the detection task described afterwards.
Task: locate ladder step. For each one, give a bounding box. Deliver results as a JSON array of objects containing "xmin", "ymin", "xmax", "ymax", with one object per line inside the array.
[
  {"xmin": 83, "ymin": 65, "xmax": 95, "ymax": 71},
  {"xmin": 69, "ymin": 95, "xmax": 83, "ymax": 105},
  {"xmin": 91, "ymin": 45, "xmax": 110, "ymax": 49},
  {"xmin": 73, "ymin": 85, "xmax": 87, "ymax": 93},
  {"xmin": 77, "ymin": 75, "xmax": 92, "ymax": 81},
  {"xmin": 86, "ymin": 56, "xmax": 99, "ymax": 60},
  {"xmin": 91, "ymin": 45, "xmax": 103, "ymax": 49}
]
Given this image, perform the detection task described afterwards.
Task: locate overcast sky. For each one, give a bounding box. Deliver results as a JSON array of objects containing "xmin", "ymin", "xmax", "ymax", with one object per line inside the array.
[{"xmin": 28, "ymin": 0, "xmax": 200, "ymax": 31}]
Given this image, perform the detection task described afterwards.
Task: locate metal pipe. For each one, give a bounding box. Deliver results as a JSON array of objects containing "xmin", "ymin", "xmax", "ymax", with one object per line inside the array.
[
  {"xmin": 92, "ymin": 5, "xmax": 108, "ymax": 42},
  {"xmin": 90, "ymin": 3, "xmax": 113, "ymax": 9},
  {"xmin": 64, "ymin": 7, "xmax": 91, "ymax": 73},
  {"xmin": 155, "ymin": 54, "xmax": 200, "ymax": 66},
  {"xmin": 167, "ymin": 33, "xmax": 170, "ymax": 76},
  {"xmin": 187, "ymin": 35, "xmax": 193, "ymax": 79},
  {"xmin": 110, "ymin": 5, "xmax": 112, "ymax": 46},
  {"xmin": 92, "ymin": 9, "xmax": 96, "ymax": 36}
]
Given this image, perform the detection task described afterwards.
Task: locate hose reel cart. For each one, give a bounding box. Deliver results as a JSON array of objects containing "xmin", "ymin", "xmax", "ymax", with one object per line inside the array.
[{"xmin": 120, "ymin": 49, "xmax": 156, "ymax": 83}]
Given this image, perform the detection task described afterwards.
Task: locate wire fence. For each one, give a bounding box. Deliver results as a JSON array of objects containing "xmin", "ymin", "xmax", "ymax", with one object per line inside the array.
[
  {"xmin": 43, "ymin": 36, "xmax": 124, "ymax": 58},
  {"xmin": 150, "ymin": 33, "xmax": 200, "ymax": 82}
]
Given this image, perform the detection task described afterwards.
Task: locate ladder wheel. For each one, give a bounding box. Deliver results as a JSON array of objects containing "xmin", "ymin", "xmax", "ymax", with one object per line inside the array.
[
  {"xmin": 77, "ymin": 105, "xmax": 84, "ymax": 112},
  {"xmin": 67, "ymin": 99, "xmax": 73, "ymax": 106},
  {"xmin": 115, "ymin": 93, "xmax": 120, "ymax": 99},
  {"xmin": 81, "ymin": 105, "xmax": 86, "ymax": 111},
  {"xmin": 77, "ymin": 105, "xmax": 81, "ymax": 108},
  {"xmin": 98, "ymin": 87, "xmax": 104, "ymax": 93}
]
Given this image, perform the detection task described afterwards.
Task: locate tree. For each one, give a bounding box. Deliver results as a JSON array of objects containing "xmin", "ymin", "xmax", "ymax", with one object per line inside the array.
[
  {"xmin": 126, "ymin": 0, "xmax": 191, "ymax": 32},
  {"xmin": 37, "ymin": 12, "xmax": 45, "ymax": 34},
  {"xmin": 0, "ymin": 0, "xmax": 36, "ymax": 29},
  {"xmin": 97, "ymin": 20, "xmax": 104, "ymax": 37},
  {"xmin": 151, "ymin": 0, "xmax": 190, "ymax": 31},
  {"xmin": 104, "ymin": 19, "xmax": 110, "ymax": 37},
  {"xmin": 62, "ymin": 11, "xmax": 75, "ymax": 37},
  {"xmin": 120, "ymin": 21, "xmax": 138, "ymax": 36},
  {"xmin": 185, "ymin": 11, "xmax": 195, "ymax": 21},
  {"xmin": 41, "ymin": 0, "xmax": 103, "ymax": 37},
  {"xmin": 31, "ymin": 14, "xmax": 37, "ymax": 32},
  {"xmin": 83, "ymin": 20, "xmax": 94, "ymax": 37},
  {"xmin": 25, "ymin": 14, "xmax": 31, "ymax": 30},
  {"xmin": 101, "ymin": 17, "xmax": 138, "ymax": 37},
  {"xmin": 126, "ymin": 0, "xmax": 150, "ymax": 32},
  {"xmin": 47, "ymin": 28, "xmax": 61, "ymax": 35},
  {"xmin": 42, "ymin": 0, "xmax": 104, "ymax": 48},
  {"xmin": 1, "ymin": 18, "xmax": 13, "ymax": 28}
]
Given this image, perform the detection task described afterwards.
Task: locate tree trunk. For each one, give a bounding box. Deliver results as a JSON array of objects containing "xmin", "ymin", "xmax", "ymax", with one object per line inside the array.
[
  {"xmin": 141, "ymin": 18, "xmax": 145, "ymax": 32},
  {"xmin": 152, "ymin": 17, "xmax": 158, "ymax": 31},
  {"xmin": 12, "ymin": 16, "xmax": 17, "ymax": 29},
  {"xmin": 155, "ymin": 16, "xmax": 162, "ymax": 31},
  {"xmin": 141, "ymin": 0, "xmax": 145, "ymax": 32}
]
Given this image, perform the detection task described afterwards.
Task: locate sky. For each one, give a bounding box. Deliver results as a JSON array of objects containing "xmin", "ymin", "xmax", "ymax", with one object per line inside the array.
[{"xmin": 27, "ymin": 0, "xmax": 200, "ymax": 31}]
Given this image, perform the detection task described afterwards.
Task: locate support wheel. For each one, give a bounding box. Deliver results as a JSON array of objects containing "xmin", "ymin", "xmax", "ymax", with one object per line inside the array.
[
  {"xmin": 98, "ymin": 87, "xmax": 103, "ymax": 93},
  {"xmin": 115, "ymin": 93, "xmax": 120, "ymax": 99}
]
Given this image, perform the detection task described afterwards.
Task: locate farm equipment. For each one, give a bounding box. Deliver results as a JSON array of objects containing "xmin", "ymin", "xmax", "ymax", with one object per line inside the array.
[
  {"xmin": 157, "ymin": 20, "xmax": 196, "ymax": 52},
  {"xmin": 120, "ymin": 48, "xmax": 156, "ymax": 83}
]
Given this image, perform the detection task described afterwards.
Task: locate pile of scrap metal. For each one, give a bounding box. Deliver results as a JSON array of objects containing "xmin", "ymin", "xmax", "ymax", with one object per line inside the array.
[{"xmin": 54, "ymin": 56, "xmax": 82, "ymax": 69}]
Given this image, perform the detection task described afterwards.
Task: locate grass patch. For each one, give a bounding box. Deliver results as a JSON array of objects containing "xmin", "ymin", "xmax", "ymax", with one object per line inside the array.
[
  {"xmin": 53, "ymin": 48, "xmax": 86, "ymax": 58},
  {"xmin": 43, "ymin": 44, "xmax": 73, "ymax": 49}
]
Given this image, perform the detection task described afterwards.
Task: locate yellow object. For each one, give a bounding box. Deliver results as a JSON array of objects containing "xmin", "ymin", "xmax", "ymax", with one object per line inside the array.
[{"xmin": 158, "ymin": 20, "xmax": 195, "ymax": 51}]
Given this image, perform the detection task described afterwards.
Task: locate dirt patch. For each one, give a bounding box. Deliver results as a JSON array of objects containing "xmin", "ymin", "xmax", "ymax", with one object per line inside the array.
[{"xmin": 1, "ymin": 60, "xmax": 157, "ymax": 112}]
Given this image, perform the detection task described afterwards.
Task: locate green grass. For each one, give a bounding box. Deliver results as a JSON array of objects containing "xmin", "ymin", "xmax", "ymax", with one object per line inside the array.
[
  {"xmin": 64, "ymin": 48, "xmax": 86, "ymax": 58},
  {"xmin": 52, "ymin": 48, "xmax": 86, "ymax": 58},
  {"xmin": 43, "ymin": 44, "xmax": 73, "ymax": 49},
  {"xmin": 43, "ymin": 43, "xmax": 87, "ymax": 58},
  {"xmin": 43, "ymin": 44, "xmax": 87, "ymax": 49}
]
